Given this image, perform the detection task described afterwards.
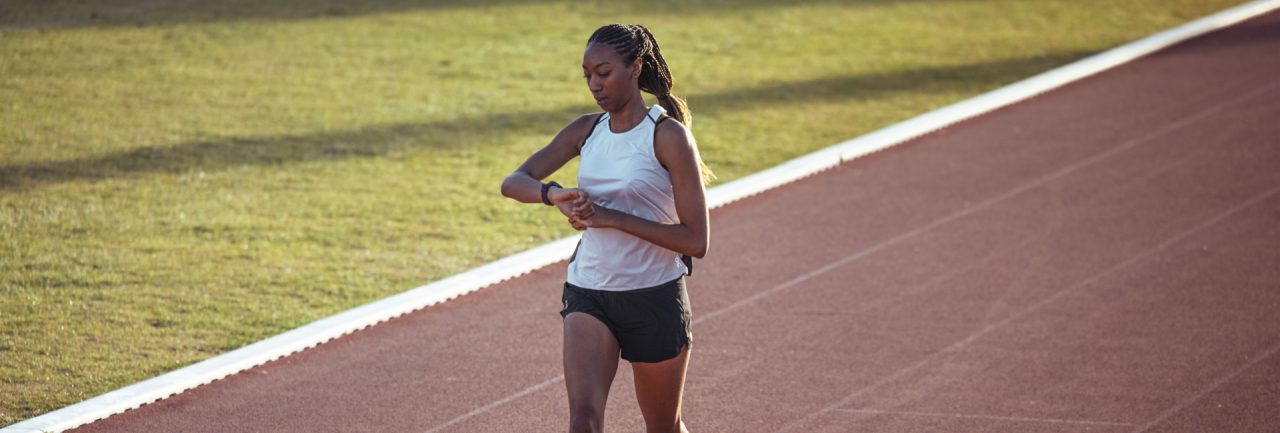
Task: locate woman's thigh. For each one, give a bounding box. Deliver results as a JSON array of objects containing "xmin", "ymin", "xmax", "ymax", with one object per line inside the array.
[
  {"xmin": 631, "ymin": 346, "xmax": 690, "ymax": 433},
  {"xmin": 563, "ymin": 312, "xmax": 621, "ymax": 415}
]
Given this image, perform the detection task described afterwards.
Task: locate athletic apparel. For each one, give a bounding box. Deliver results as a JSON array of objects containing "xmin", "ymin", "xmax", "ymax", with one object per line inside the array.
[
  {"xmin": 567, "ymin": 105, "xmax": 689, "ymax": 291},
  {"xmin": 560, "ymin": 277, "xmax": 692, "ymax": 363}
]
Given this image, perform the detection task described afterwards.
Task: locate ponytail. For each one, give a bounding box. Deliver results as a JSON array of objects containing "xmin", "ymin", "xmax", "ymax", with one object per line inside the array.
[
  {"xmin": 634, "ymin": 26, "xmax": 691, "ymax": 130},
  {"xmin": 588, "ymin": 23, "xmax": 715, "ymax": 183}
]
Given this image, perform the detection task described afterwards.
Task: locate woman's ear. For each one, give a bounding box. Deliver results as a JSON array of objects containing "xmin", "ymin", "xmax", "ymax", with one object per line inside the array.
[{"xmin": 632, "ymin": 57, "xmax": 644, "ymax": 79}]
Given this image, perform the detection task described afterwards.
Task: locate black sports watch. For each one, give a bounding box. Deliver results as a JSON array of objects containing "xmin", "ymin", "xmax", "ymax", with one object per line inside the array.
[{"xmin": 541, "ymin": 181, "xmax": 562, "ymax": 206}]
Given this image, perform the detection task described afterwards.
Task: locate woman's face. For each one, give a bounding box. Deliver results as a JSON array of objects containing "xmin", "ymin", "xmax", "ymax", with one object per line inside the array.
[{"xmin": 583, "ymin": 42, "xmax": 640, "ymax": 112}]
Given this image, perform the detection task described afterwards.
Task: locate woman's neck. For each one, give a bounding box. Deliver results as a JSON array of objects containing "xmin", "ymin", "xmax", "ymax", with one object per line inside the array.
[{"xmin": 607, "ymin": 95, "xmax": 650, "ymax": 133}]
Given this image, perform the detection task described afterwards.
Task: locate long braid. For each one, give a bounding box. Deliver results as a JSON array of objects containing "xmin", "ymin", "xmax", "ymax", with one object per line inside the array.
[{"xmin": 588, "ymin": 24, "xmax": 714, "ymax": 183}]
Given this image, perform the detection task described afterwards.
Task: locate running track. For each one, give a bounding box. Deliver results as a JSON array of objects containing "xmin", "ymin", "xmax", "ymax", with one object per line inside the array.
[{"xmin": 71, "ymin": 11, "xmax": 1280, "ymax": 433}]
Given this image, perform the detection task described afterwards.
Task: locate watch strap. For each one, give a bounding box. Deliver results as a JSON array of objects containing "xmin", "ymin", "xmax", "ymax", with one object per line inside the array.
[{"xmin": 541, "ymin": 181, "xmax": 562, "ymax": 206}]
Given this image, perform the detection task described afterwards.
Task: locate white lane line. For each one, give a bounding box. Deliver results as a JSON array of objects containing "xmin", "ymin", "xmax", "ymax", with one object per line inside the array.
[
  {"xmin": 775, "ymin": 183, "xmax": 1280, "ymax": 433},
  {"xmin": 420, "ymin": 80, "xmax": 1280, "ymax": 433},
  {"xmin": 420, "ymin": 229, "xmax": 1037, "ymax": 433},
  {"xmin": 420, "ymin": 226, "xmax": 1038, "ymax": 433},
  {"xmin": 698, "ymin": 81, "xmax": 1277, "ymax": 326},
  {"xmin": 1132, "ymin": 340, "xmax": 1280, "ymax": 433},
  {"xmin": 832, "ymin": 408, "xmax": 1136, "ymax": 427},
  {"xmin": 702, "ymin": 0, "xmax": 1280, "ymax": 210},
  {"xmin": 421, "ymin": 375, "xmax": 565, "ymax": 433}
]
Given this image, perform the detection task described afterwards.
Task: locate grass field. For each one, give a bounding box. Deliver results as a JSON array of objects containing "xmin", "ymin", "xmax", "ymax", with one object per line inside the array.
[{"xmin": 0, "ymin": 0, "xmax": 1247, "ymax": 426}]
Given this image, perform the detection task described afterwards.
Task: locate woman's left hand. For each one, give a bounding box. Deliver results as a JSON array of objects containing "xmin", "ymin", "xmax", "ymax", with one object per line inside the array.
[
  {"xmin": 568, "ymin": 216, "xmax": 588, "ymax": 231},
  {"xmin": 573, "ymin": 204, "xmax": 619, "ymax": 229},
  {"xmin": 571, "ymin": 195, "xmax": 593, "ymax": 221}
]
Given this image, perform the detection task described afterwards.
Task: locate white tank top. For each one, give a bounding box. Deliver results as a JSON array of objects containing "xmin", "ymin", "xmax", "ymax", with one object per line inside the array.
[{"xmin": 567, "ymin": 105, "xmax": 689, "ymax": 291}]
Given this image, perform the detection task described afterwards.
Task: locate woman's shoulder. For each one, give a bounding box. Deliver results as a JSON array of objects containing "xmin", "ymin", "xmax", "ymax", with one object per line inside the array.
[
  {"xmin": 566, "ymin": 112, "xmax": 607, "ymax": 132},
  {"xmin": 653, "ymin": 118, "xmax": 693, "ymax": 155},
  {"xmin": 564, "ymin": 112, "xmax": 608, "ymax": 150}
]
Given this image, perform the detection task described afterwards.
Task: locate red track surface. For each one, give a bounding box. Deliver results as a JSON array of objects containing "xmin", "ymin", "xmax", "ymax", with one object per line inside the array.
[{"xmin": 72, "ymin": 11, "xmax": 1280, "ymax": 433}]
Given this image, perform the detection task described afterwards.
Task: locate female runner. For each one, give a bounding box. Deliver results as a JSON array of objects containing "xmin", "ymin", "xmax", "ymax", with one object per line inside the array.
[{"xmin": 500, "ymin": 23, "xmax": 712, "ymax": 433}]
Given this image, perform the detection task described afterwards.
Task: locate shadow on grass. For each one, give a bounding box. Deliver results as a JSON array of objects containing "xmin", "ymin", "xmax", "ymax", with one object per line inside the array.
[
  {"xmin": 5, "ymin": 0, "xmax": 968, "ymax": 30},
  {"xmin": 692, "ymin": 52, "xmax": 1096, "ymax": 116},
  {"xmin": 0, "ymin": 50, "xmax": 1090, "ymax": 191}
]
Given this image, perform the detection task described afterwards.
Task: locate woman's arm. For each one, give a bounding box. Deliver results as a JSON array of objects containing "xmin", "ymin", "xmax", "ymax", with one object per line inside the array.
[
  {"xmin": 500, "ymin": 114, "xmax": 598, "ymax": 204},
  {"xmin": 580, "ymin": 121, "xmax": 709, "ymax": 258}
]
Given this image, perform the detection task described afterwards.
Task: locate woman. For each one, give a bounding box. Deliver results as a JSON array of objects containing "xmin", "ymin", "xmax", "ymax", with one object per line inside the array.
[{"xmin": 500, "ymin": 23, "xmax": 712, "ymax": 433}]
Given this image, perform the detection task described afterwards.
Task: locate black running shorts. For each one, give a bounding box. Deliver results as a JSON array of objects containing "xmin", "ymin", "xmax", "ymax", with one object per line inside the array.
[{"xmin": 560, "ymin": 277, "xmax": 693, "ymax": 363}]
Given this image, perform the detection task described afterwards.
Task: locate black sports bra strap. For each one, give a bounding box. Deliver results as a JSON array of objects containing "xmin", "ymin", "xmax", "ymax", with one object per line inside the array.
[{"xmin": 579, "ymin": 113, "xmax": 607, "ymax": 151}]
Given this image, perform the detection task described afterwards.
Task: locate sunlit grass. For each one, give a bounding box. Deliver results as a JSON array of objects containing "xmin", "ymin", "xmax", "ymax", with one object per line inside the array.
[{"xmin": 0, "ymin": 0, "xmax": 1246, "ymax": 425}]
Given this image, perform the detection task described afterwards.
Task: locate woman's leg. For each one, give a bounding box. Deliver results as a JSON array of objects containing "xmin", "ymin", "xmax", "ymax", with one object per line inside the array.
[
  {"xmin": 563, "ymin": 312, "xmax": 620, "ymax": 433},
  {"xmin": 632, "ymin": 346, "xmax": 691, "ymax": 433}
]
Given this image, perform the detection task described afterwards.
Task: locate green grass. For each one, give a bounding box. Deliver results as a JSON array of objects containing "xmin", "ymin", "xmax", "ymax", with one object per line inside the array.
[{"xmin": 0, "ymin": 0, "xmax": 1246, "ymax": 425}]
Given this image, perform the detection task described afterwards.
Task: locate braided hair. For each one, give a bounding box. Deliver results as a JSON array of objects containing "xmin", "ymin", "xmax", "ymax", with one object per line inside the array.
[{"xmin": 588, "ymin": 23, "xmax": 714, "ymax": 183}]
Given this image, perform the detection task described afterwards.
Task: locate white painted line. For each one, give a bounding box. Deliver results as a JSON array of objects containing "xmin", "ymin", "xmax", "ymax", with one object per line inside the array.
[
  {"xmin": 832, "ymin": 408, "xmax": 1136, "ymax": 427},
  {"xmin": 776, "ymin": 183, "xmax": 1280, "ymax": 433},
  {"xmin": 706, "ymin": 0, "xmax": 1280, "ymax": 209},
  {"xmin": 421, "ymin": 375, "xmax": 566, "ymax": 433},
  {"xmin": 1132, "ymin": 339, "xmax": 1280, "ymax": 433},
  {"xmin": 700, "ymin": 81, "xmax": 1278, "ymax": 326},
  {"xmin": 0, "ymin": 428, "xmax": 45, "ymax": 433},
  {"xmin": 0, "ymin": 234, "xmax": 580, "ymax": 433},
  {"xmin": 5, "ymin": 1, "xmax": 1278, "ymax": 432}
]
